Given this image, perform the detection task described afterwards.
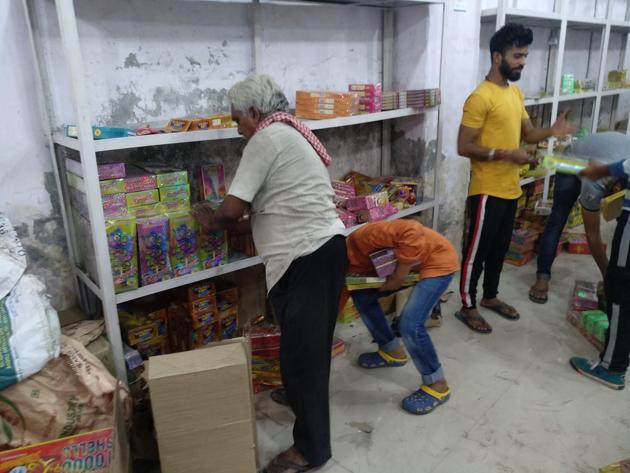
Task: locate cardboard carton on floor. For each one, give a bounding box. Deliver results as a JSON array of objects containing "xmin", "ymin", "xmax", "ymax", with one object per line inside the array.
[{"xmin": 148, "ymin": 338, "xmax": 256, "ymax": 473}]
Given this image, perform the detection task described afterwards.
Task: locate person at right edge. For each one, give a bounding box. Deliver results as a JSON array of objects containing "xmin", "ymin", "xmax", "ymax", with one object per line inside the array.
[
  {"xmin": 528, "ymin": 132, "xmax": 629, "ymax": 304},
  {"xmin": 570, "ymin": 157, "xmax": 630, "ymax": 390},
  {"xmin": 456, "ymin": 23, "xmax": 573, "ymax": 333}
]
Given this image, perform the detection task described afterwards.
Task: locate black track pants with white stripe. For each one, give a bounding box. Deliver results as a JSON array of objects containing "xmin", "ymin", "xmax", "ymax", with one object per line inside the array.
[
  {"xmin": 600, "ymin": 210, "xmax": 630, "ymax": 373},
  {"xmin": 460, "ymin": 194, "xmax": 517, "ymax": 309}
]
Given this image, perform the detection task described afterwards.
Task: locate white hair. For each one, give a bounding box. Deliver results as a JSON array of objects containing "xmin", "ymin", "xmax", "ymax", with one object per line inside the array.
[{"xmin": 228, "ymin": 74, "xmax": 289, "ymax": 115}]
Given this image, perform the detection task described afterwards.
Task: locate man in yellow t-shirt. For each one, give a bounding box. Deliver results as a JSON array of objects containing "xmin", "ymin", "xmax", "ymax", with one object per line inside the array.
[{"xmin": 456, "ymin": 23, "xmax": 572, "ymax": 334}]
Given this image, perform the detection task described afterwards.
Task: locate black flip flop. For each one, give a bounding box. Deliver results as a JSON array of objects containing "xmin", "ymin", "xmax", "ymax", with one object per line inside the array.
[
  {"xmin": 528, "ymin": 289, "xmax": 548, "ymax": 304},
  {"xmin": 262, "ymin": 457, "xmax": 319, "ymax": 473},
  {"xmin": 454, "ymin": 310, "xmax": 493, "ymax": 334},
  {"xmin": 480, "ymin": 301, "xmax": 520, "ymax": 321}
]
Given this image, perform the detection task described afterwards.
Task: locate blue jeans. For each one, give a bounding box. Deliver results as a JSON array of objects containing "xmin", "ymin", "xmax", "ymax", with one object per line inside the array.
[
  {"xmin": 351, "ymin": 274, "xmax": 454, "ymax": 385},
  {"xmin": 536, "ymin": 173, "xmax": 581, "ymax": 279}
]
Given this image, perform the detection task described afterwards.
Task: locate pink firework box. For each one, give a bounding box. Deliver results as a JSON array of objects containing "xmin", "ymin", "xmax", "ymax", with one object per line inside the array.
[
  {"xmin": 137, "ymin": 215, "xmax": 173, "ymax": 286},
  {"xmin": 98, "ymin": 162, "xmax": 126, "ymax": 180},
  {"xmin": 332, "ymin": 180, "xmax": 356, "ymax": 196},
  {"xmin": 123, "ymin": 174, "xmax": 157, "ymax": 193},
  {"xmin": 345, "ymin": 191, "xmax": 389, "ymax": 212},
  {"xmin": 358, "ymin": 102, "xmax": 382, "ymax": 113},
  {"xmin": 348, "ymin": 83, "xmax": 383, "ymax": 96},
  {"xmin": 369, "ymin": 248, "xmax": 397, "ymax": 278},
  {"xmin": 200, "ymin": 164, "xmax": 226, "ymax": 202},
  {"xmin": 102, "ymin": 192, "xmax": 127, "ymax": 217},
  {"xmin": 356, "ymin": 204, "xmax": 397, "ymax": 223},
  {"xmin": 336, "ymin": 209, "xmax": 356, "ymax": 228}
]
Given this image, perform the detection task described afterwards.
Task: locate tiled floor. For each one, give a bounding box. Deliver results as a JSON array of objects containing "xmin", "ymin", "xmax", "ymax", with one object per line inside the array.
[{"xmin": 256, "ymin": 223, "xmax": 630, "ymax": 473}]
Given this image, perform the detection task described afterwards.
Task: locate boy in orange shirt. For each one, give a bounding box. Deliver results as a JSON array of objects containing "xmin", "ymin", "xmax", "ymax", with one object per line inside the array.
[{"xmin": 346, "ymin": 219, "xmax": 459, "ymax": 414}]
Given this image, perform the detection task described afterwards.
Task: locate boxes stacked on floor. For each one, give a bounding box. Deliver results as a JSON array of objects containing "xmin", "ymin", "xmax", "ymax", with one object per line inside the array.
[
  {"xmin": 505, "ymin": 228, "xmax": 539, "ymax": 266},
  {"xmin": 349, "ymin": 83, "xmax": 382, "ymax": 114},
  {"xmin": 332, "ymin": 171, "xmax": 423, "ymax": 228},
  {"xmin": 248, "ymin": 324, "xmax": 282, "ymax": 393},
  {"xmin": 295, "ymin": 90, "xmax": 360, "ymax": 119},
  {"xmin": 566, "ymin": 280, "xmax": 608, "ymax": 351},
  {"xmin": 247, "ymin": 322, "xmax": 345, "ymax": 393}
]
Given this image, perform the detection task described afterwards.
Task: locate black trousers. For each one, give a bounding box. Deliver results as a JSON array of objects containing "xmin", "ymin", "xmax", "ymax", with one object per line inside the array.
[
  {"xmin": 600, "ymin": 210, "xmax": 630, "ymax": 373},
  {"xmin": 268, "ymin": 235, "xmax": 347, "ymax": 466},
  {"xmin": 460, "ymin": 194, "xmax": 517, "ymax": 309}
]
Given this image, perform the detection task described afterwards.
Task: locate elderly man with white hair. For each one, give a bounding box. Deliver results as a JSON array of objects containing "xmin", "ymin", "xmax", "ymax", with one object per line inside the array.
[{"xmin": 193, "ymin": 74, "xmax": 346, "ymax": 473}]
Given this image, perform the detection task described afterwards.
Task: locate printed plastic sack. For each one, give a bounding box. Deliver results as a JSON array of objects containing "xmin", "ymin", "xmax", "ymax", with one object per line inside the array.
[
  {"xmin": 0, "ymin": 335, "xmax": 124, "ymax": 449},
  {"xmin": 0, "ymin": 214, "xmax": 61, "ymax": 391},
  {"xmin": 0, "ymin": 215, "xmax": 26, "ymax": 300}
]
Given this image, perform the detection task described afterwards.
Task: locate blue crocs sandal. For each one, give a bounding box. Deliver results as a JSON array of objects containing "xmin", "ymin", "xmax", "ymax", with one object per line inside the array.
[
  {"xmin": 402, "ymin": 385, "xmax": 451, "ymax": 415},
  {"xmin": 358, "ymin": 349, "xmax": 408, "ymax": 369},
  {"xmin": 570, "ymin": 357, "xmax": 625, "ymax": 390}
]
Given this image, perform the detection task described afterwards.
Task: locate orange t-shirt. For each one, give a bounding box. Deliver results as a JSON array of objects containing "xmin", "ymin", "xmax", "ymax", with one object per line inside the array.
[{"xmin": 346, "ymin": 220, "xmax": 460, "ymax": 279}]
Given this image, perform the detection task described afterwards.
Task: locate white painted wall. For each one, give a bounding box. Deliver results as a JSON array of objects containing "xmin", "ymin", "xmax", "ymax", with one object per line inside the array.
[{"xmin": 0, "ymin": 1, "xmax": 74, "ymax": 310}]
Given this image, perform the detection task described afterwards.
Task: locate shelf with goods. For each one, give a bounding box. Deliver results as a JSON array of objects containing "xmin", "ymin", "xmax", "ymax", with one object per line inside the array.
[
  {"xmin": 51, "ymin": 107, "xmax": 425, "ymax": 153},
  {"xmin": 480, "ymin": 0, "xmax": 630, "ymax": 201},
  {"xmin": 26, "ymin": 0, "xmax": 447, "ymax": 381}
]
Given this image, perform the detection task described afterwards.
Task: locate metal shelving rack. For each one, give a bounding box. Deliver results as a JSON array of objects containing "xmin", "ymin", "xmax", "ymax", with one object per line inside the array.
[
  {"xmin": 481, "ymin": 0, "xmax": 630, "ymax": 200},
  {"xmin": 23, "ymin": 0, "xmax": 449, "ymax": 381}
]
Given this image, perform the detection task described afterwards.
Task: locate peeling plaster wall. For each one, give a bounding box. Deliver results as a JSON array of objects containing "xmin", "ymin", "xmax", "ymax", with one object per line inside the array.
[
  {"xmin": 1, "ymin": 2, "xmax": 74, "ymax": 310},
  {"xmin": 20, "ymin": 0, "xmax": 488, "ymax": 307}
]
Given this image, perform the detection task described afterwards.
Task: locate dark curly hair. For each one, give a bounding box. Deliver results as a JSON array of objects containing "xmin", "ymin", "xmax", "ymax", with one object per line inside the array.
[{"xmin": 490, "ymin": 23, "xmax": 533, "ymax": 60}]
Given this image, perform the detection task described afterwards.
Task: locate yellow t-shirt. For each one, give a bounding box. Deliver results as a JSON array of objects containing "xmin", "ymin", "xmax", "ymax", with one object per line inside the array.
[{"xmin": 461, "ymin": 80, "xmax": 529, "ymax": 199}]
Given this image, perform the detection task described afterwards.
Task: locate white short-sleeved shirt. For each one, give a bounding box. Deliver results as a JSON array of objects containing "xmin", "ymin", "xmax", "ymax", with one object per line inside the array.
[{"xmin": 229, "ymin": 123, "xmax": 345, "ymax": 291}]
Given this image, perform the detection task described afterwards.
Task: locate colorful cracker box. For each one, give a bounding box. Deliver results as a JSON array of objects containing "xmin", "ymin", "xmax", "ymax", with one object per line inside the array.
[
  {"xmin": 126, "ymin": 189, "xmax": 160, "ymax": 208},
  {"xmin": 98, "ymin": 162, "xmax": 126, "ymax": 180},
  {"xmin": 164, "ymin": 118, "xmax": 192, "ymax": 133},
  {"xmin": 102, "ymin": 193, "xmax": 127, "ymax": 216},
  {"xmin": 187, "ymin": 281, "xmax": 216, "ymax": 302},
  {"xmin": 249, "ymin": 326, "xmax": 281, "ymax": 360},
  {"xmin": 348, "ymin": 83, "xmax": 382, "ymax": 95},
  {"xmin": 200, "ymin": 164, "xmax": 227, "ymax": 202},
  {"xmin": 336, "ymin": 209, "xmax": 357, "ymax": 228},
  {"xmin": 356, "ymin": 204, "xmax": 397, "ymax": 223},
  {"xmin": 191, "ymin": 295, "xmax": 218, "ymax": 317},
  {"xmin": 167, "ymin": 210, "xmax": 200, "ymax": 276},
  {"xmin": 221, "ymin": 315, "xmax": 238, "ymax": 339},
  {"xmin": 192, "ymin": 324, "xmax": 218, "ymax": 348},
  {"xmin": 123, "ymin": 174, "xmax": 157, "ymax": 193},
  {"xmin": 332, "ymin": 180, "xmax": 356, "ymax": 196},
  {"xmin": 572, "ymin": 280, "xmax": 599, "ymax": 310},
  {"xmin": 160, "ymin": 184, "xmax": 190, "ymax": 203},
  {"xmin": 189, "ymin": 118, "xmax": 211, "ymax": 131},
  {"xmin": 128, "ymin": 202, "xmax": 164, "ymax": 219},
  {"xmin": 602, "ymin": 190, "xmax": 626, "ymax": 222},
  {"xmin": 156, "ymin": 170, "xmax": 188, "ymax": 188},
  {"xmin": 100, "ymin": 178, "xmax": 126, "ymax": 196},
  {"xmin": 207, "ymin": 113, "xmax": 235, "ymax": 129},
  {"xmin": 137, "ymin": 216, "xmax": 173, "ymax": 286},
  {"xmin": 198, "ymin": 229, "xmax": 229, "ymax": 269},
  {"xmin": 345, "ymin": 191, "xmax": 389, "ymax": 212},
  {"xmin": 369, "ymin": 248, "xmax": 397, "ymax": 278},
  {"xmin": 136, "ymin": 336, "xmax": 169, "ymax": 358},
  {"xmin": 0, "ymin": 427, "xmax": 115, "ymax": 473},
  {"xmin": 106, "ymin": 216, "xmax": 138, "ymax": 292}
]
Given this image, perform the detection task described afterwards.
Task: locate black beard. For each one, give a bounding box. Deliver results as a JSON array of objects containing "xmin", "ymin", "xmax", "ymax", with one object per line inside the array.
[{"xmin": 500, "ymin": 59, "xmax": 523, "ymax": 82}]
